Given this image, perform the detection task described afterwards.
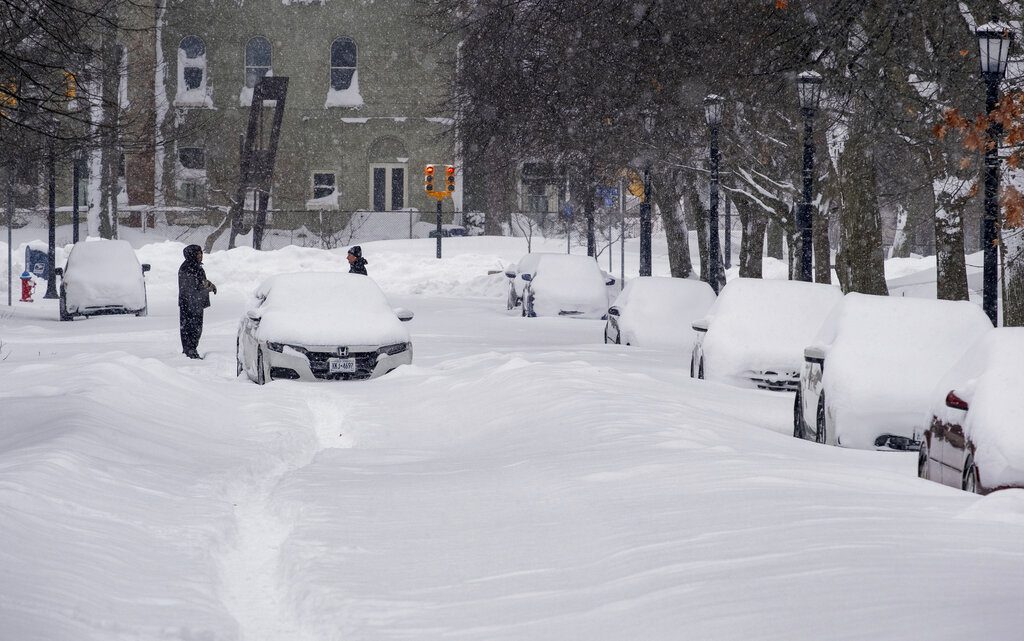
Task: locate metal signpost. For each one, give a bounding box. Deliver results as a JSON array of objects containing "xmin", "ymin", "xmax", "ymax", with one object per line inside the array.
[
  {"xmin": 562, "ymin": 202, "xmax": 573, "ymax": 253},
  {"xmin": 425, "ymin": 164, "xmax": 456, "ymax": 259}
]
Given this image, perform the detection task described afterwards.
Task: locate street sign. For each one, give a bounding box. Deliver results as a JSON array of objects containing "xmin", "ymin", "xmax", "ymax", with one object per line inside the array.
[
  {"xmin": 596, "ymin": 186, "xmax": 620, "ymax": 208},
  {"xmin": 561, "ymin": 202, "xmax": 574, "ymax": 220}
]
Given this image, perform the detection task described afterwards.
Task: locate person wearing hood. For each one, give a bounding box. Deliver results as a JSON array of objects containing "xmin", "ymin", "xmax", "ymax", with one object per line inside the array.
[
  {"xmin": 347, "ymin": 245, "xmax": 368, "ymax": 275},
  {"xmin": 178, "ymin": 244, "xmax": 217, "ymax": 359}
]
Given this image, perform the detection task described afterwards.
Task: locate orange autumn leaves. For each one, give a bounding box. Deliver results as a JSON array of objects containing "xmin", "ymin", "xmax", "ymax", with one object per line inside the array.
[{"xmin": 936, "ymin": 95, "xmax": 1024, "ymax": 228}]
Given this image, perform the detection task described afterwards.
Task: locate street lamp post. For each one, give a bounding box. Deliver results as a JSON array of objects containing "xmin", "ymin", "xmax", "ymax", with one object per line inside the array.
[
  {"xmin": 704, "ymin": 94, "xmax": 724, "ymax": 294},
  {"xmin": 977, "ymin": 20, "xmax": 1013, "ymax": 326},
  {"xmin": 44, "ymin": 130, "xmax": 58, "ymax": 299},
  {"xmin": 72, "ymin": 147, "xmax": 82, "ymax": 243},
  {"xmin": 639, "ymin": 111, "xmax": 655, "ymax": 277},
  {"xmin": 796, "ymin": 71, "xmax": 823, "ymax": 283}
]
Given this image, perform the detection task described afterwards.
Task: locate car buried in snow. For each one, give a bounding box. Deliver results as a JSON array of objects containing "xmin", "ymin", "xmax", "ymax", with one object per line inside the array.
[
  {"xmin": 503, "ymin": 252, "xmax": 554, "ymax": 310},
  {"xmin": 918, "ymin": 328, "xmax": 1024, "ymax": 494},
  {"xmin": 605, "ymin": 277, "xmax": 716, "ymax": 348},
  {"xmin": 55, "ymin": 239, "xmax": 151, "ymax": 321},
  {"xmin": 690, "ymin": 278, "xmax": 843, "ymax": 391},
  {"xmin": 517, "ymin": 253, "xmax": 615, "ymax": 319},
  {"xmin": 795, "ymin": 293, "xmax": 991, "ymax": 451},
  {"xmin": 236, "ymin": 272, "xmax": 414, "ymax": 384}
]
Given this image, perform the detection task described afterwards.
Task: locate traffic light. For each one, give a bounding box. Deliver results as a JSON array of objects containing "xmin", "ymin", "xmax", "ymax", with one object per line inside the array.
[
  {"xmin": 424, "ymin": 164, "xmax": 435, "ymax": 192},
  {"xmin": 445, "ymin": 165, "xmax": 455, "ymax": 192}
]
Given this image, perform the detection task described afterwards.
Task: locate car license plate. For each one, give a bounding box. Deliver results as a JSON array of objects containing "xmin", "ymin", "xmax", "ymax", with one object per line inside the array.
[{"xmin": 328, "ymin": 358, "xmax": 356, "ymax": 373}]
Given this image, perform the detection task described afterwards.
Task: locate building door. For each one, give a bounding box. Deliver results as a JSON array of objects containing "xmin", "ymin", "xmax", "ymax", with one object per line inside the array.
[{"xmin": 370, "ymin": 163, "xmax": 406, "ymax": 211}]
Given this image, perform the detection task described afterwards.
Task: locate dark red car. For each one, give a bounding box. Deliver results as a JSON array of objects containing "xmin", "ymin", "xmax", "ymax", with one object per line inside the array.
[{"xmin": 918, "ymin": 329, "xmax": 1024, "ymax": 494}]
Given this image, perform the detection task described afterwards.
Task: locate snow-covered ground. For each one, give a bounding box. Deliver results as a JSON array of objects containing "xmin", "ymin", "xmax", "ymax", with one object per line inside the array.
[{"xmin": 2, "ymin": 235, "xmax": 1024, "ymax": 640}]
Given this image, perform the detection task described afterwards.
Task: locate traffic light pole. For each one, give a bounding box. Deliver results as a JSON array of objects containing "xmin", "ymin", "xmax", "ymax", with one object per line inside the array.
[{"xmin": 436, "ymin": 199, "xmax": 443, "ymax": 259}]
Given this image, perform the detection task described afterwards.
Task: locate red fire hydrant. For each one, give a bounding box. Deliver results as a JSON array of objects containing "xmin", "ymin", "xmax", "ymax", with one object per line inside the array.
[{"xmin": 20, "ymin": 271, "xmax": 35, "ymax": 302}]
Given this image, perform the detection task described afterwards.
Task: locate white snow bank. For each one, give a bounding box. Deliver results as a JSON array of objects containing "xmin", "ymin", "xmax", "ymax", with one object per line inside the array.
[
  {"xmin": 528, "ymin": 253, "xmax": 610, "ymax": 319},
  {"xmin": 251, "ymin": 272, "xmax": 410, "ymax": 345},
  {"xmin": 611, "ymin": 277, "xmax": 716, "ymax": 349},
  {"xmin": 931, "ymin": 329, "xmax": 1024, "ymax": 489},
  {"xmin": 701, "ymin": 278, "xmax": 843, "ymax": 386},
  {"xmin": 62, "ymin": 239, "xmax": 147, "ymax": 312},
  {"xmin": 818, "ymin": 293, "xmax": 991, "ymax": 449}
]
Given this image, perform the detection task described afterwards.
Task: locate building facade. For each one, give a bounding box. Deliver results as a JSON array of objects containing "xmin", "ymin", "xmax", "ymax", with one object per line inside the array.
[{"xmin": 125, "ymin": 0, "xmax": 457, "ymax": 230}]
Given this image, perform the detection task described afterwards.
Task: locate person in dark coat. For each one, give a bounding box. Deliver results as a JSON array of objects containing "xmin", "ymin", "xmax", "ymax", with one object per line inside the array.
[
  {"xmin": 347, "ymin": 245, "xmax": 368, "ymax": 275},
  {"xmin": 178, "ymin": 244, "xmax": 216, "ymax": 359}
]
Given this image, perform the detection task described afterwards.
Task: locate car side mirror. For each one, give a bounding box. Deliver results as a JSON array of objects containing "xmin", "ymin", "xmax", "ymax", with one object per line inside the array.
[
  {"xmin": 246, "ymin": 309, "xmax": 262, "ymax": 321},
  {"xmin": 804, "ymin": 345, "xmax": 826, "ymax": 364},
  {"xmin": 605, "ymin": 277, "xmax": 616, "ymax": 286},
  {"xmin": 504, "ymin": 270, "xmax": 516, "ymax": 279},
  {"xmin": 945, "ymin": 390, "xmax": 969, "ymax": 411},
  {"xmin": 141, "ymin": 264, "xmax": 151, "ymax": 273},
  {"xmin": 521, "ymin": 273, "xmax": 533, "ymax": 282},
  {"xmin": 607, "ymin": 306, "xmax": 620, "ymax": 317},
  {"xmin": 54, "ymin": 267, "xmax": 63, "ymax": 277},
  {"xmin": 395, "ymin": 308, "xmax": 414, "ymax": 322},
  {"xmin": 691, "ymin": 319, "xmax": 709, "ymax": 333}
]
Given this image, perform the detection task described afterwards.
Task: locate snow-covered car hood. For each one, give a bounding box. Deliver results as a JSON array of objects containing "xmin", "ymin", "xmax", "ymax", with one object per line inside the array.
[
  {"xmin": 614, "ymin": 277, "xmax": 716, "ymax": 349},
  {"xmin": 701, "ymin": 278, "xmax": 843, "ymax": 383},
  {"xmin": 63, "ymin": 240, "xmax": 147, "ymax": 312},
  {"xmin": 250, "ymin": 272, "xmax": 410, "ymax": 346},
  {"xmin": 929, "ymin": 329, "xmax": 1024, "ymax": 489}
]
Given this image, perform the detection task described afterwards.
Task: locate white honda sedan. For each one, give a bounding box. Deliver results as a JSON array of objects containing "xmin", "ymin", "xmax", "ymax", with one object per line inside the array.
[{"xmin": 237, "ymin": 272, "xmax": 414, "ymax": 384}]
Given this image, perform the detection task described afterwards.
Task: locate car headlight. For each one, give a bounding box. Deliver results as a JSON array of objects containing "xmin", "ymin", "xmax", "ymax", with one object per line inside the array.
[
  {"xmin": 378, "ymin": 342, "xmax": 410, "ymax": 356},
  {"xmin": 267, "ymin": 342, "xmax": 308, "ymax": 355}
]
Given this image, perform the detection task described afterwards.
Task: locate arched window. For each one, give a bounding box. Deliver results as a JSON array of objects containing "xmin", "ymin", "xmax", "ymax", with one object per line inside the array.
[
  {"xmin": 330, "ymin": 37, "xmax": 357, "ymax": 90},
  {"xmin": 179, "ymin": 36, "xmax": 206, "ymax": 91},
  {"xmin": 245, "ymin": 37, "xmax": 272, "ymax": 89}
]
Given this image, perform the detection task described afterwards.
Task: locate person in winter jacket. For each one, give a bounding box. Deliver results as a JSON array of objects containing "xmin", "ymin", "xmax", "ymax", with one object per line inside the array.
[
  {"xmin": 178, "ymin": 244, "xmax": 217, "ymax": 359},
  {"xmin": 347, "ymin": 245, "xmax": 368, "ymax": 275}
]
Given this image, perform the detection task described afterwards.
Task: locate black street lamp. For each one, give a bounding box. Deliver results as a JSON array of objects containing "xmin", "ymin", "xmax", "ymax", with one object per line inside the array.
[
  {"xmin": 704, "ymin": 94, "xmax": 724, "ymax": 293},
  {"xmin": 72, "ymin": 147, "xmax": 83, "ymax": 243},
  {"xmin": 977, "ymin": 19, "xmax": 1013, "ymax": 326},
  {"xmin": 796, "ymin": 71, "xmax": 823, "ymax": 283},
  {"xmin": 44, "ymin": 129, "xmax": 58, "ymax": 299},
  {"xmin": 639, "ymin": 111, "xmax": 655, "ymax": 277}
]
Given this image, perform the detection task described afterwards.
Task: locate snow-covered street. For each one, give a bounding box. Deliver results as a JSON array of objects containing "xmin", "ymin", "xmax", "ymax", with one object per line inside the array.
[{"xmin": 3, "ymin": 238, "xmax": 1024, "ymax": 640}]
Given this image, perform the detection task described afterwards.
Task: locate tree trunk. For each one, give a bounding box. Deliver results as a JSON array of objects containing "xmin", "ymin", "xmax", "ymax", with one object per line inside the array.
[
  {"xmin": 926, "ymin": 146, "xmax": 970, "ymax": 301},
  {"xmin": 1004, "ymin": 227, "xmax": 1024, "ymax": 326},
  {"xmin": 813, "ymin": 199, "xmax": 832, "ymax": 284},
  {"xmin": 483, "ymin": 148, "xmax": 512, "ymax": 236},
  {"xmin": 98, "ymin": 16, "xmax": 120, "ymax": 239},
  {"xmin": 736, "ymin": 199, "xmax": 766, "ymax": 278},
  {"xmin": 834, "ymin": 128, "xmax": 888, "ymax": 295},
  {"xmin": 654, "ymin": 171, "xmax": 692, "ymax": 278},
  {"xmin": 766, "ymin": 218, "xmax": 785, "ymax": 259},
  {"xmin": 686, "ymin": 180, "xmax": 708, "ymax": 282}
]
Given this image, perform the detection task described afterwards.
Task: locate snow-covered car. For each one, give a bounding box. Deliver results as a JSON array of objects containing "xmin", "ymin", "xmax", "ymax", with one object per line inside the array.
[
  {"xmin": 918, "ymin": 329, "xmax": 1023, "ymax": 493},
  {"xmin": 795, "ymin": 294, "xmax": 991, "ymax": 451},
  {"xmin": 605, "ymin": 277, "xmax": 716, "ymax": 348},
  {"xmin": 412, "ymin": 222, "xmax": 468, "ymax": 239},
  {"xmin": 55, "ymin": 239, "xmax": 150, "ymax": 321},
  {"xmin": 236, "ymin": 272, "xmax": 414, "ymax": 384},
  {"xmin": 691, "ymin": 278, "xmax": 843, "ymax": 391},
  {"xmin": 503, "ymin": 252, "xmax": 553, "ymax": 310},
  {"xmin": 519, "ymin": 253, "xmax": 615, "ymax": 319}
]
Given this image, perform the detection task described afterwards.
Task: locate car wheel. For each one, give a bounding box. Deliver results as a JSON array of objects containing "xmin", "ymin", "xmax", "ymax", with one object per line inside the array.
[
  {"xmin": 962, "ymin": 457, "xmax": 979, "ymax": 494},
  {"xmin": 236, "ymin": 337, "xmax": 243, "ymax": 377},
  {"xmin": 256, "ymin": 348, "xmax": 266, "ymax": 386},
  {"xmin": 59, "ymin": 287, "xmax": 72, "ymax": 322},
  {"xmin": 793, "ymin": 391, "xmax": 805, "ymax": 439},
  {"xmin": 815, "ymin": 395, "xmax": 827, "ymax": 444},
  {"xmin": 917, "ymin": 439, "xmax": 930, "ymax": 480}
]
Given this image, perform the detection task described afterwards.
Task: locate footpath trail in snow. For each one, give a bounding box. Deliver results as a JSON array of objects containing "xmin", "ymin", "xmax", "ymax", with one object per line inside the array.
[{"xmin": 1, "ymin": 237, "xmax": 1024, "ymax": 641}]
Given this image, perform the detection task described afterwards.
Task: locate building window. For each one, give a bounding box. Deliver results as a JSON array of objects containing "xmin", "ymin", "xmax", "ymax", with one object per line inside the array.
[
  {"xmin": 312, "ymin": 172, "xmax": 335, "ymax": 199},
  {"xmin": 330, "ymin": 38, "xmax": 357, "ymax": 90},
  {"xmin": 245, "ymin": 37, "xmax": 272, "ymax": 89},
  {"xmin": 178, "ymin": 147, "xmax": 205, "ymax": 170},
  {"xmin": 370, "ymin": 164, "xmax": 405, "ymax": 212},
  {"xmin": 180, "ymin": 36, "xmax": 206, "ymax": 91},
  {"xmin": 176, "ymin": 36, "xmax": 211, "ymax": 108}
]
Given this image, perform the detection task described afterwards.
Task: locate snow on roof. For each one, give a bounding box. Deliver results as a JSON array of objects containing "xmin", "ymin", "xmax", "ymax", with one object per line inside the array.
[
  {"xmin": 252, "ymin": 272, "xmax": 409, "ymax": 346},
  {"xmin": 702, "ymin": 278, "xmax": 843, "ymax": 379}
]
